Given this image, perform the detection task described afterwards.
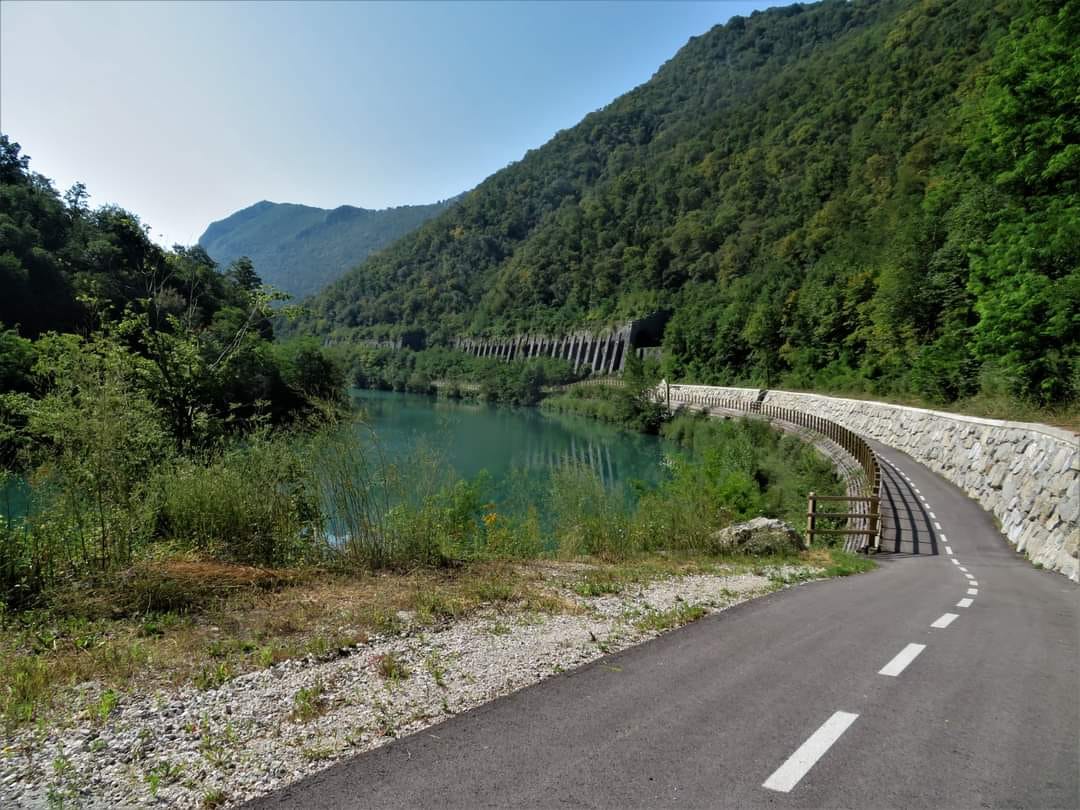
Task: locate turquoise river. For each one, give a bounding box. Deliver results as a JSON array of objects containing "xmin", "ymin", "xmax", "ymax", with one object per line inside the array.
[{"xmin": 349, "ymin": 389, "xmax": 672, "ymax": 517}]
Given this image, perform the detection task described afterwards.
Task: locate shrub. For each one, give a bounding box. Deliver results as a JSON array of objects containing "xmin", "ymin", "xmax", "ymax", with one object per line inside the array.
[{"xmin": 156, "ymin": 434, "xmax": 317, "ymax": 567}]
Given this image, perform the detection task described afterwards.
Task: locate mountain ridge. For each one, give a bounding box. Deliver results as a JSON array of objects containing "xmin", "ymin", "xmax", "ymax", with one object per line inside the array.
[{"xmin": 199, "ymin": 196, "xmax": 458, "ymax": 300}]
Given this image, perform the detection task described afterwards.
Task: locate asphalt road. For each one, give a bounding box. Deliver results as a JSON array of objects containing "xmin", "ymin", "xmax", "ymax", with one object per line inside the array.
[{"xmin": 247, "ymin": 443, "xmax": 1080, "ymax": 810}]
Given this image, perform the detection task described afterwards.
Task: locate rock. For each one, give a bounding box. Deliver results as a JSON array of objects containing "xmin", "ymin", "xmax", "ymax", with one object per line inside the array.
[
  {"xmin": 711, "ymin": 517, "xmax": 804, "ymax": 555},
  {"xmin": 989, "ymin": 461, "xmax": 1007, "ymax": 488}
]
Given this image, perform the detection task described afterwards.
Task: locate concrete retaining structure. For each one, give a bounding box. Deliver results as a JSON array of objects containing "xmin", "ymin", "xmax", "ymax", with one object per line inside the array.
[
  {"xmin": 455, "ymin": 328, "xmax": 634, "ymax": 375},
  {"xmin": 454, "ymin": 313, "xmax": 669, "ymax": 376},
  {"xmin": 664, "ymin": 384, "xmax": 1079, "ymax": 581}
]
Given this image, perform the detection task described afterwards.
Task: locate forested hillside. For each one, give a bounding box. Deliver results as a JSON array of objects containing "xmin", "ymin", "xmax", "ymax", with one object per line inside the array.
[
  {"xmin": 199, "ymin": 198, "xmax": 455, "ymax": 300},
  {"xmin": 299, "ymin": 0, "xmax": 1077, "ymax": 407},
  {"xmin": 0, "ymin": 134, "xmax": 342, "ymax": 456}
]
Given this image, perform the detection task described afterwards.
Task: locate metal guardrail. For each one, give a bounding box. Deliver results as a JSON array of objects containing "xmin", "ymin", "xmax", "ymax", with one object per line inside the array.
[{"xmin": 665, "ymin": 390, "xmax": 883, "ymax": 552}]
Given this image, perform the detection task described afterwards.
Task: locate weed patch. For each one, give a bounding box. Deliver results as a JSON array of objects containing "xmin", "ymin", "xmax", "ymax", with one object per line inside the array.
[
  {"xmin": 290, "ymin": 681, "xmax": 328, "ymax": 723},
  {"xmin": 201, "ymin": 788, "xmax": 228, "ymax": 809},
  {"xmin": 635, "ymin": 602, "xmax": 707, "ymax": 633},
  {"xmin": 373, "ymin": 652, "xmax": 410, "ymax": 683}
]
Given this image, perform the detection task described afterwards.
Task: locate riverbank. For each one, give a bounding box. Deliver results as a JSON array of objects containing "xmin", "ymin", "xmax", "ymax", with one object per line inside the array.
[
  {"xmin": 0, "ymin": 550, "xmax": 870, "ymax": 808},
  {"xmin": 2, "ymin": 382, "xmax": 858, "ymax": 807}
]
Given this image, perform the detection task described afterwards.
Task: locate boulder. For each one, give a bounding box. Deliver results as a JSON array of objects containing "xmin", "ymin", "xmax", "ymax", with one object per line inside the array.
[{"xmin": 711, "ymin": 517, "xmax": 805, "ymax": 555}]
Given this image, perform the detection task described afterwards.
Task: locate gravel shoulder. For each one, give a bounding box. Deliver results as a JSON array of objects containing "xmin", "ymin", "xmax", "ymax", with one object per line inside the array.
[{"xmin": 2, "ymin": 561, "xmax": 824, "ymax": 808}]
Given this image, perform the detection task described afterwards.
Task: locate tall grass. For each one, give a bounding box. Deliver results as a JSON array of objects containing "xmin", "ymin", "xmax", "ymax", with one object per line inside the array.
[
  {"xmin": 661, "ymin": 413, "xmax": 841, "ymax": 529},
  {"xmin": 549, "ymin": 464, "xmax": 632, "ymax": 559},
  {"xmin": 1, "ymin": 403, "xmax": 844, "ymax": 610},
  {"xmin": 156, "ymin": 435, "xmax": 317, "ymax": 567},
  {"xmin": 542, "ymin": 413, "xmax": 844, "ymax": 559},
  {"xmin": 307, "ymin": 425, "xmax": 491, "ymax": 569},
  {"xmin": 307, "ymin": 423, "xmax": 397, "ymax": 568}
]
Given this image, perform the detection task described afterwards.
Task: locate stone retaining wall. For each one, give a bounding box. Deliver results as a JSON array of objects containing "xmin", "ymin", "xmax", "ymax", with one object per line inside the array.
[
  {"xmin": 665, "ymin": 384, "xmax": 1078, "ymax": 581},
  {"xmin": 671, "ymin": 396, "xmax": 871, "ymax": 551},
  {"xmin": 665, "ymin": 384, "xmax": 762, "ymax": 407}
]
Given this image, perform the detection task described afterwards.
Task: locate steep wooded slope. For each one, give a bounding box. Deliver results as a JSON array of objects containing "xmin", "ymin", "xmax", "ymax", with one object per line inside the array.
[{"xmin": 299, "ymin": 0, "xmax": 1077, "ymax": 406}]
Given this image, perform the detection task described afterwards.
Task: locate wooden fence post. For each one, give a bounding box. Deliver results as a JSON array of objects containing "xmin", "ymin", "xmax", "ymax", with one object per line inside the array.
[{"xmin": 806, "ymin": 492, "xmax": 816, "ymax": 549}]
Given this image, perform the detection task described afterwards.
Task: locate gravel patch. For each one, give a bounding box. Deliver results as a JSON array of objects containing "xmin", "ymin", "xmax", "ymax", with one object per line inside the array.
[{"xmin": 1, "ymin": 563, "xmax": 818, "ymax": 808}]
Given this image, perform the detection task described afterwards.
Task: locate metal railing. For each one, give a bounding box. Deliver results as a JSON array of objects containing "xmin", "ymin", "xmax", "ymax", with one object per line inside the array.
[{"xmin": 664, "ymin": 389, "xmax": 882, "ymax": 552}]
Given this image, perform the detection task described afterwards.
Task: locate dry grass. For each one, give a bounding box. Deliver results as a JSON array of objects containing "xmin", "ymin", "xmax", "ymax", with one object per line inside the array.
[
  {"xmin": 0, "ymin": 548, "xmax": 862, "ymax": 730},
  {"xmin": 0, "ymin": 558, "xmax": 576, "ymax": 729}
]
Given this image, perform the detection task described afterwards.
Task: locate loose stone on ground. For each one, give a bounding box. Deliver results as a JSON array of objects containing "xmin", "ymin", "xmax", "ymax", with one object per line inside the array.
[{"xmin": 1, "ymin": 562, "xmax": 816, "ymax": 809}]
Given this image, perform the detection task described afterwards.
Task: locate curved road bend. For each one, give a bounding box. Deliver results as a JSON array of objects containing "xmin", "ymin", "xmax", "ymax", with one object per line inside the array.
[{"xmin": 247, "ymin": 443, "xmax": 1079, "ymax": 810}]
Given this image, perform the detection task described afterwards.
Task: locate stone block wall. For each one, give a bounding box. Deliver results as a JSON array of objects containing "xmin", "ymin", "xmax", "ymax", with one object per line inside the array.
[
  {"xmin": 664, "ymin": 383, "xmax": 762, "ymax": 408},
  {"xmin": 665, "ymin": 385, "xmax": 1078, "ymax": 581}
]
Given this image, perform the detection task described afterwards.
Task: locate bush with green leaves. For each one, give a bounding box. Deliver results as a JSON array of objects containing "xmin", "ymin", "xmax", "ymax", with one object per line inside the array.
[{"xmin": 156, "ymin": 435, "xmax": 318, "ymax": 567}]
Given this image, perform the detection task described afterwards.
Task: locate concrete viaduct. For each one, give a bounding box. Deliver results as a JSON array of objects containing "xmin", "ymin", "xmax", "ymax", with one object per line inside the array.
[{"xmin": 453, "ymin": 312, "xmax": 668, "ymax": 375}]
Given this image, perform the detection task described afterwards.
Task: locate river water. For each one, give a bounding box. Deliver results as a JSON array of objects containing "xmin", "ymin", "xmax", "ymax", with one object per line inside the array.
[
  {"xmin": 350, "ymin": 389, "xmax": 671, "ymax": 516},
  {"xmin": 0, "ymin": 391, "xmax": 674, "ymax": 526}
]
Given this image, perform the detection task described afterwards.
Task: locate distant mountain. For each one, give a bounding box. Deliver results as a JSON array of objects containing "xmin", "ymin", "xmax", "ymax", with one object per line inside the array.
[{"xmin": 199, "ymin": 198, "xmax": 457, "ymax": 299}]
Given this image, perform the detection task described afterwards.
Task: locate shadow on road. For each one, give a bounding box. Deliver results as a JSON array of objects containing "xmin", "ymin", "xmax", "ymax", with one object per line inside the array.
[{"xmin": 877, "ymin": 462, "xmax": 938, "ymax": 557}]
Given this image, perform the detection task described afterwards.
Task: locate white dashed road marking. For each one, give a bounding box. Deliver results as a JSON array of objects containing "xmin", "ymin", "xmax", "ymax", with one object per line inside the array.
[
  {"xmin": 762, "ymin": 711, "xmax": 859, "ymax": 793},
  {"xmin": 957, "ymin": 598, "xmax": 973, "ymax": 608},
  {"xmin": 945, "ymin": 545, "xmax": 953, "ymax": 555},
  {"xmin": 934, "ymin": 522, "xmax": 942, "ymax": 531},
  {"xmin": 959, "ymin": 566, "xmax": 968, "ymax": 572},
  {"xmin": 879, "ymin": 644, "xmax": 926, "ymax": 677},
  {"xmin": 931, "ymin": 613, "xmax": 959, "ymax": 629},
  {"xmin": 967, "ymin": 588, "xmax": 978, "ymax": 595},
  {"xmin": 964, "ymin": 573, "xmax": 974, "ymax": 579},
  {"xmin": 929, "ymin": 512, "xmax": 936, "ymax": 519},
  {"xmin": 969, "ymin": 580, "xmax": 978, "ymax": 587}
]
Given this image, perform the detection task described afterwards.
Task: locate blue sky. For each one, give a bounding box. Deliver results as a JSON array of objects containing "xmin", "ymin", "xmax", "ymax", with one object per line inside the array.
[{"xmin": 1, "ymin": 1, "xmax": 781, "ymax": 247}]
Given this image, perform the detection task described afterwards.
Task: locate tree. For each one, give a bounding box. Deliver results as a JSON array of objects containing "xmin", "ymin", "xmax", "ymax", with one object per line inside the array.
[
  {"xmin": 965, "ymin": 0, "xmax": 1079, "ymax": 402},
  {"xmin": 226, "ymin": 256, "xmax": 262, "ymax": 292}
]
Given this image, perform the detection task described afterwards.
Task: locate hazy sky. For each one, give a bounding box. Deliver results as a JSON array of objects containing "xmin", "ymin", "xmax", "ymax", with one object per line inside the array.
[{"xmin": 1, "ymin": 1, "xmax": 779, "ymax": 247}]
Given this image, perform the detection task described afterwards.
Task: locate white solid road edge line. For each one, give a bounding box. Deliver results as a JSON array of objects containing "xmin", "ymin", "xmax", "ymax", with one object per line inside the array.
[
  {"xmin": 931, "ymin": 613, "xmax": 959, "ymax": 629},
  {"xmin": 957, "ymin": 598, "xmax": 974, "ymax": 608},
  {"xmin": 762, "ymin": 711, "xmax": 859, "ymax": 793},
  {"xmin": 879, "ymin": 643, "xmax": 927, "ymax": 677}
]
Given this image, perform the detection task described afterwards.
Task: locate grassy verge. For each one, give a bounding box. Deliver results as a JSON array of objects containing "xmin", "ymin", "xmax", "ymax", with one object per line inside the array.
[
  {"xmin": 0, "ymin": 558, "xmax": 571, "ymax": 730},
  {"xmin": 0, "ymin": 547, "xmax": 869, "ymax": 732}
]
